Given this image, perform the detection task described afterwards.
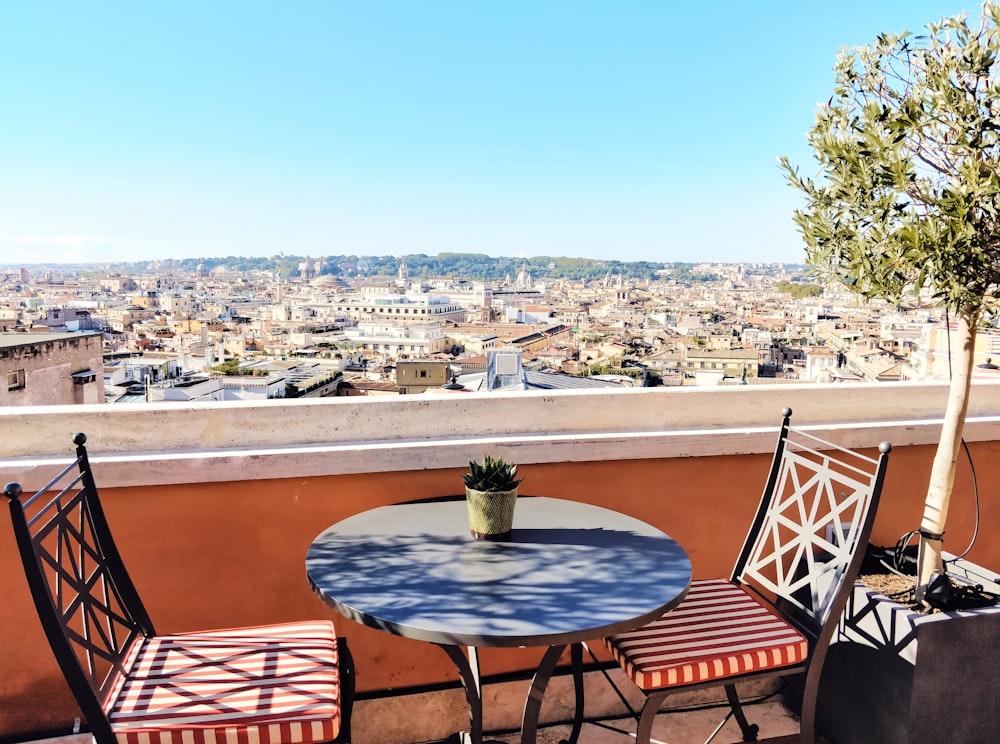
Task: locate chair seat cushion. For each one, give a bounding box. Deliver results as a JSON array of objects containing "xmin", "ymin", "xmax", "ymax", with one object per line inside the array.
[
  {"xmin": 606, "ymin": 579, "xmax": 808, "ymax": 691},
  {"xmin": 107, "ymin": 620, "xmax": 343, "ymax": 744}
]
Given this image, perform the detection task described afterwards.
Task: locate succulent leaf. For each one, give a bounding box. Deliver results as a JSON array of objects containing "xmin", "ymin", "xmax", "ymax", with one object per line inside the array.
[{"xmin": 463, "ymin": 454, "xmax": 522, "ymax": 491}]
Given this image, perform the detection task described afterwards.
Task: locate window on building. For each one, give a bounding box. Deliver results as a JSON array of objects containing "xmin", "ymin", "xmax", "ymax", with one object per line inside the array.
[
  {"xmin": 7, "ymin": 369, "xmax": 25, "ymax": 391},
  {"xmin": 419, "ymin": 370, "xmax": 427, "ymax": 378}
]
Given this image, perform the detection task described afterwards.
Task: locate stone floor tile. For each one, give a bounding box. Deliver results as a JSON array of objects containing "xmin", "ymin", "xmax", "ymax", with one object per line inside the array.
[{"xmin": 487, "ymin": 699, "xmax": 801, "ymax": 743}]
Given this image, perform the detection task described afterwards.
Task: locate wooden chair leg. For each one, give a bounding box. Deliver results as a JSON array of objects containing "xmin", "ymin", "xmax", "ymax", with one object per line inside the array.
[{"xmin": 724, "ymin": 684, "xmax": 759, "ymax": 742}]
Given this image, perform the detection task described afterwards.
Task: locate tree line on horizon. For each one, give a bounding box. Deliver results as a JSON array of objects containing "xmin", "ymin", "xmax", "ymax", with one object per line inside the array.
[{"xmin": 103, "ymin": 253, "xmax": 790, "ymax": 282}]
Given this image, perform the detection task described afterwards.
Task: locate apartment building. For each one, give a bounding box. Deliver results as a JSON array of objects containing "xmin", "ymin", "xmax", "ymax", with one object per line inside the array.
[
  {"xmin": 0, "ymin": 332, "xmax": 104, "ymax": 406},
  {"xmin": 396, "ymin": 359, "xmax": 453, "ymax": 394},
  {"xmin": 343, "ymin": 321, "xmax": 449, "ymax": 358},
  {"xmin": 338, "ymin": 293, "xmax": 468, "ymax": 324}
]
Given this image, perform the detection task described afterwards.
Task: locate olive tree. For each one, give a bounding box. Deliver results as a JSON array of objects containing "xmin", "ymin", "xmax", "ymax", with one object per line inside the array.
[{"xmin": 781, "ymin": 3, "xmax": 1000, "ymax": 599}]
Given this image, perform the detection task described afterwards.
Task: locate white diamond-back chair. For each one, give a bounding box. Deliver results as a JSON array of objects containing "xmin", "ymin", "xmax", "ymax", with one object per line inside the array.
[
  {"xmin": 6, "ymin": 433, "xmax": 355, "ymax": 744},
  {"xmin": 604, "ymin": 408, "xmax": 891, "ymax": 744}
]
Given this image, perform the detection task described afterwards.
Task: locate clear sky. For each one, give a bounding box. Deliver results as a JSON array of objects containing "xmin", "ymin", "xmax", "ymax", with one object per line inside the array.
[{"xmin": 0, "ymin": 1, "xmax": 981, "ymax": 266}]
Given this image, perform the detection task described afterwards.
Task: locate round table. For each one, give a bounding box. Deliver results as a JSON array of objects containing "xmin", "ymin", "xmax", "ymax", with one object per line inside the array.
[{"xmin": 306, "ymin": 496, "xmax": 691, "ymax": 744}]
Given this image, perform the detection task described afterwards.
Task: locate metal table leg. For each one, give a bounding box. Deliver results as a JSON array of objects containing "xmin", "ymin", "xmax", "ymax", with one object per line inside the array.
[
  {"xmin": 520, "ymin": 643, "xmax": 567, "ymax": 744},
  {"xmin": 563, "ymin": 643, "xmax": 585, "ymax": 744},
  {"xmin": 439, "ymin": 642, "xmax": 584, "ymax": 744},
  {"xmin": 438, "ymin": 644, "xmax": 484, "ymax": 744}
]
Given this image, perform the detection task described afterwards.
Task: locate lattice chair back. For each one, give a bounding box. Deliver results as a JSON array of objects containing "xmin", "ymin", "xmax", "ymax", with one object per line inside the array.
[
  {"xmin": 8, "ymin": 434, "xmax": 353, "ymax": 744},
  {"xmin": 6, "ymin": 433, "xmax": 153, "ymax": 742},
  {"xmin": 732, "ymin": 408, "xmax": 892, "ymax": 640}
]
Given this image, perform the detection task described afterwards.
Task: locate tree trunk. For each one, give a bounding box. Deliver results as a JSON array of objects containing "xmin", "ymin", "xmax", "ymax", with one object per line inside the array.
[{"xmin": 915, "ymin": 309, "xmax": 979, "ymax": 600}]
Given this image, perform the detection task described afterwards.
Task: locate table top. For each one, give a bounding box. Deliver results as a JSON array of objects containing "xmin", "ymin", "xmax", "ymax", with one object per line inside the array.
[{"xmin": 306, "ymin": 496, "xmax": 692, "ymax": 648}]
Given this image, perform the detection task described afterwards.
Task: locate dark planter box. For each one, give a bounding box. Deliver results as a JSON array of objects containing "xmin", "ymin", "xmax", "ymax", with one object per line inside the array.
[{"xmin": 816, "ymin": 558, "xmax": 1000, "ymax": 744}]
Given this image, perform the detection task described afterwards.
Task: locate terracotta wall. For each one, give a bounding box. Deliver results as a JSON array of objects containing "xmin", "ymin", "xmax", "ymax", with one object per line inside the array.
[{"xmin": 2, "ymin": 441, "xmax": 997, "ymax": 739}]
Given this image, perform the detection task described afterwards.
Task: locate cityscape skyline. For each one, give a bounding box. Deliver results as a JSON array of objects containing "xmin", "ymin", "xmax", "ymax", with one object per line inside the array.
[
  {"xmin": 0, "ymin": 252, "xmax": 803, "ymax": 279},
  {"xmin": 1, "ymin": 0, "xmax": 977, "ymax": 266}
]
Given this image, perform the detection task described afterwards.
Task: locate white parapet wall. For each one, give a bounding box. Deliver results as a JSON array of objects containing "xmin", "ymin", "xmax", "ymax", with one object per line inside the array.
[{"xmin": 2, "ymin": 381, "xmax": 1000, "ymax": 489}]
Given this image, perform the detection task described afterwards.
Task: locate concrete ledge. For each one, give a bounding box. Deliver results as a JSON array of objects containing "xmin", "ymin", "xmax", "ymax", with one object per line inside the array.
[
  {"xmin": 3, "ymin": 415, "xmax": 1000, "ymax": 490},
  {"xmin": 2, "ymin": 382, "xmax": 999, "ymax": 489}
]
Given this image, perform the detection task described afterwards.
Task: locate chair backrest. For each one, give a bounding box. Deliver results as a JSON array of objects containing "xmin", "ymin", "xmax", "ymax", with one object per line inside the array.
[
  {"xmin": 733, "ymin": 408, "xmax": 891, "ymax": 642},
  {"xmin": 5, "ymin": 433, "xmax": 153, "ymax": 736}
]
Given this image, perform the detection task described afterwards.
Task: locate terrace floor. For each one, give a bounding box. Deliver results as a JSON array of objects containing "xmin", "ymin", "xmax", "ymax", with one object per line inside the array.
[
  {"xmin": 420, "ymin": 688, "xmax": 811, "ymax": 744},
  {"xmin": 29, "ymin": 698, "xmax": 812, "ymax": 744},
  {"xmin": 484, "ymin": 698, "xmax": 805, "ymax": 743}
]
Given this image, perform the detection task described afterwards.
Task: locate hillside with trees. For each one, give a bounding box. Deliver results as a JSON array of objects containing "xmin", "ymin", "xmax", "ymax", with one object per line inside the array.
[{"xmin": 112, "ymin": 253, "xmax": 738, "ymax": 283}]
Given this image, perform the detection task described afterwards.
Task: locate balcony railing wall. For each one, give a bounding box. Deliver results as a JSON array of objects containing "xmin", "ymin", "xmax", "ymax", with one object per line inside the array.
[{"xmin": 1, "ymin": 382, "xmax": 999, "ymax": 741}]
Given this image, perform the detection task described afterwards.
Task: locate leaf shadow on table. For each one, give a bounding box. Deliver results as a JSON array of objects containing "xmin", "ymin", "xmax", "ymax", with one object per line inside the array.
[{"xmin": 306, "ymin": 525, "xmax": 691, "ymax": 647}]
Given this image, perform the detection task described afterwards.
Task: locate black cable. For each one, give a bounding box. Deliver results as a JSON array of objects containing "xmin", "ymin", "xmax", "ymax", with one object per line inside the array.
[
  {"xmin": 945, "ymin": 438, "xmax": 981, "ymax": 564},
  {"xmin": 941, "ymin": 306, "xmax": 982, "ymax": 565},
  {"xmin": 895, "ymin": 306, "xmax": 982, "ymax": 571},
  {"xmin": 893, "ymin": 529, "xmax": 920, "ymax": 574}
]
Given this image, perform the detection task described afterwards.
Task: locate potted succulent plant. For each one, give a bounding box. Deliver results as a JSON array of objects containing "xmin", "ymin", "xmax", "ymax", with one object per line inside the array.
[{"xmin": 463, "ymin": 455, "xmax": 522, "ymax": 541}]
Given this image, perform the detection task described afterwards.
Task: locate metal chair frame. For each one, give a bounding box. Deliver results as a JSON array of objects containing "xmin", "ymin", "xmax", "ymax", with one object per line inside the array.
[
  {"xmin": 602, "ymin": 408, "xmax": 891, "ymax": 744},
  {"xmin": 6, "ymin": 433, "xmax": 354, "ymax": 744}
]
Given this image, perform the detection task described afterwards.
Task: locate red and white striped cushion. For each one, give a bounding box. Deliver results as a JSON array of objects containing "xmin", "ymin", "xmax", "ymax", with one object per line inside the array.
[
  {"xmin": 106, "ymin": 621, "xmax": 343, "ymax": 744},
  {"xmin": 606, "ymin": 579, "xmax": 808, "ymax": 691}
]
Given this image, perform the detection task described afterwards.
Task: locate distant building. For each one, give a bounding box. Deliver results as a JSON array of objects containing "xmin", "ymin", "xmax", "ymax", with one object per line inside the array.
[
  {"xmin": 904, "ymin": 323, "xmax": 1000, "ymax": 380},
  {"xmin": 681, "ymin": 347, "xmax": 761, "ymax": 379},
  {"xmin": 101, "ymin": 274, "xmax": 137, "ymax": 293},
  {"xmin": 515, "ymin": 262, "xmax": 533, "ymax": 291},
  {"xmin": 40, "ymin": 307, "xmax": 98, "ymax": 332},
  {"xmin": 446, "ymin": 331, "xmax": 498, "ymax": 355},
  {"xmin": 106, "ymin": 306, "xmax": 157, "ymax": 332},
  {"xmin": 343, "ymin": 321, "xmax": 449, "ymax": 359},
  {"xmin": 299, "ymin": 256, "xmax": 316, "ymax": 279},
  {"xmin": 507, "ymin": 324, "xmax": 574, "ymax": 354},
  {"xmin": 338, "ymin": 293, "xmax": 467, "ymax": 324},
  {"xmin": 803, "ymin": 346, "xmax": 840, "ymax": 383},
  {"xmin": 0, "ymin": 332, "xmax": 104, "ymax": 406},
  {"xmin": 504, "ymin": 304, "xmax": 554, "ymax": 324},
  {"xmin": 452, "ymin": 349, "xmax": 623, "ymax": 392},
  {"xmin": 396, "ymin": 359, "xmax": 453, "ymax": 394}
]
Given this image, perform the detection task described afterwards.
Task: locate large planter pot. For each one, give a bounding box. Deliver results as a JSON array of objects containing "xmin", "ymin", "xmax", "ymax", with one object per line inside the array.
[
  {"xmin": 465, "ymin": 487, "xmax": 518, "ymax": 540},
  {"xmin": 816, "ymin": 557, "xmax": 1000, "ymax": 744}
]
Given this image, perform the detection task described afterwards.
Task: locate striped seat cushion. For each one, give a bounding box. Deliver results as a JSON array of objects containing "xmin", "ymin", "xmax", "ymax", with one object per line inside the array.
[
  {"xmin": 106, "ymin": 620, "xmax": 343, "ymax": 744},
  {"xmin": 606, "ymin": 579, "xmax": 808, "ymax": 691}
]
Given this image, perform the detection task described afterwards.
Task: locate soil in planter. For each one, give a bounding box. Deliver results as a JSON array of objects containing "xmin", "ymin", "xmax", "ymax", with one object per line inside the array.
[
  {"xmin": 858, "ymin": 573, "xmax": 924, "ymax": 612},
  {"xmin": 860, "ymin": 542, "xmax": 1000, "ymax": 612},
  {"xmin": 859, "ymin": 571, "xmax": 1000, "ymax": 613}
]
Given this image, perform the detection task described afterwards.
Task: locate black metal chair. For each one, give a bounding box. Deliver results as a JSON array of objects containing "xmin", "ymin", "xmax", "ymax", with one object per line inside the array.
[
  {"xmin": 6, "ymin": 433, "xmax": 354, "ymax": 744},
  {"xmin": 601, "ymin": 408, "xmax": 891, "ymax": 744}
]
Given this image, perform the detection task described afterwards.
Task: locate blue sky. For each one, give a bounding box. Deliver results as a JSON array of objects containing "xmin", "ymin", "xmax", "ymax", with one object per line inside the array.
[{"xmin": 0, "ymin": 1, "xmax": 979, "ymax": 266}]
